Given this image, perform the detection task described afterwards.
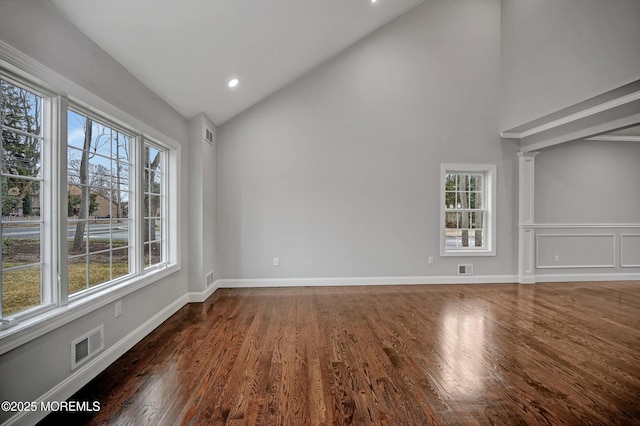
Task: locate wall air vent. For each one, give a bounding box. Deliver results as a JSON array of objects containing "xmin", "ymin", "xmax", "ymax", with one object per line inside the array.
[
  {"xmin": 457, "ymin": 264, "xmax": 474, "ymax": 275},
  {"xmin": 71, "ymin": 325, "xmax": 104, "ymax": 370},
  {"xmin": 205, "ymin": 127, "xmax": 214, "ymax": 145}
]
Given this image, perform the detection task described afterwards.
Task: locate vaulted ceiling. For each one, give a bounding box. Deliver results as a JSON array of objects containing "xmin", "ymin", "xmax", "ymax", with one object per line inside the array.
[{"xmin": 50, "ymin": 0, "xmax": 425, "ymax": 125}]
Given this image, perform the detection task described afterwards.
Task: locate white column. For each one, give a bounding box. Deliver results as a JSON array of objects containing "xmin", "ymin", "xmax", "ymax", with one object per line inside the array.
[{"xmin": 518, "ymin": 152, "xmax": 538, "ymax": 284}]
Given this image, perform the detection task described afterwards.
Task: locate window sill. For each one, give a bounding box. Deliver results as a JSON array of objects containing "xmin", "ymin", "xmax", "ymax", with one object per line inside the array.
[
  {"xmin": 441, "ymin": 250, "xmax": 496, "ymax": 257},
  {"xmin": 0, "ymin": 264, "xmax": 180, "ymax": 356}
]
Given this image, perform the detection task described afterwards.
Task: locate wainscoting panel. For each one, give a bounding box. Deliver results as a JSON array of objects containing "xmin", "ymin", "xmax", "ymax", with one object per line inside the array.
[
  {"xmin": 621, "ymin": 234, "xmax": 640, "ymax": 267},
  {"xmin": 536, "ymin": 234, "xmax": 616, "ymax": 269}
]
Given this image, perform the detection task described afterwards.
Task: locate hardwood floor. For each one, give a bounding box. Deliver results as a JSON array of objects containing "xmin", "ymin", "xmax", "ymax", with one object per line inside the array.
[{"xmin": 41, "ymin": 282, "xmax": 640, "ymax": 425}]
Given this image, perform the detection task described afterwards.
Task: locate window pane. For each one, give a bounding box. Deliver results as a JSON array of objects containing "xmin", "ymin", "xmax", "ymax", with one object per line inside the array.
[
  {"xmin": 71, "ymin": 186, "xmax": 89, "ymax": 220},
  {"xmin": 110, "ymin": 193, "xmax": 129, "ymax": 219},
  {"xmin": 114, "ymin": 134, "xmax": 130, "ymax": 163},
  {"xmin": 472, "ymin": 212, "xmax": 484, "ymax": 229},
  {"xmin": 91, "ymin": 124, "xmax": 113, "ymax": 158},
  {"xmin": 112, "ymin": 248, "xmax": 129, "ymax": 280},
  {"xmin": 2, "ymin": 265, "xmax": 41, "ymax": 316},
  {"xmin": 67, "ymin": 147, "xmax": 84, "ymax": 184},
  {"xmin": 445, "ymin": 191, "xmax": 456, "ymax": 209},
  {"xmin": 445, "ymin": 212, "xmax": 458, "ymax": 229},
  {"xmin": 472, "ymin": 229, "xmax": 484, "ymax": 248},
  {"xmin": 68, "ymin": 256, "xmax": 88, "ymax": 295},
  {"xmin": 67, "ymin": 110, "xmax": 87, "ymax": 149},
  {"xmin": 2, "ymin": 230, "xmax": 40, "ymax": 269},
  {"xmin": 88, "ymin": 158, "xmax": 112, "ymax": 190},
  {"xmin": 113, "ymin": 162, "xmax": 129, "ymax": 190},
  {"xmin": 68, "ymin": 221, "xmax": 89, "ymax": 255},
  {"xmin": 445, "ymin": 229, "xmax": 462, "ymax": 249},
  {"xmin": 1, "ymin": 176, "xmax": 41, "ymax": 217},
  {"xmin": 144, "ymin": 242, "xmax": 162, "ymax": 268},
  {"xmin": 460, "ymin": 211, "xmax": 471, "ymax": 229},
  {"xmin": 88, "ymin": 222, "xmax": 111, "ymax": 254},
  {"xmin": 1, "ymin": 80, "xmax": 41, "ymax": 134},
  {"xmin": 88, "ymin": 253, "xmax": 111, "ymax": 288},
  {"xmin": 474, "ymin": 192, "xmax": 483, "ymax": 209},
  {"xmin": 146, "ymin": 195, "xmax": 161, "ymax": 217},
  {"xmin": 1, "ymin": 131, "xmax": 42, "ymax": 178}
]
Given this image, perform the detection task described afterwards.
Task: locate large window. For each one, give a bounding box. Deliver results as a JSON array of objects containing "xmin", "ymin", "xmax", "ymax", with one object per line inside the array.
[
  {"xmin": 67, "ymin": 109, "xmax": 133, "ymax": 296},
  {"xmin": 440, "ymin": 164, "xmax": 496, "ymax": 256},
  {"xmin": 1, "ymin": 78, "xmax": 45, "ymax": 317},
  {"xmin": 0, "ymin": 69, "xmax": 175, "ymax": 330}
]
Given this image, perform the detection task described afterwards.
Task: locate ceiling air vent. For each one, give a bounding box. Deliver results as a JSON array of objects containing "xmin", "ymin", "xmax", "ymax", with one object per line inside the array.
[{"xmin": 205, "ymin": 127, "xmax": 214, "ymax": 145}]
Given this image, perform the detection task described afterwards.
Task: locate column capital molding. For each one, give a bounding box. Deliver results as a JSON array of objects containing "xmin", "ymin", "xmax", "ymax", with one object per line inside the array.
[{"xmin": 517, "ymin": 151, "xmax": 539, "ymax": 158}]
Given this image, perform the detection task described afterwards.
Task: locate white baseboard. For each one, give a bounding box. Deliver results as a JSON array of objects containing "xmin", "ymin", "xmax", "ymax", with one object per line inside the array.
[
  {"xmin": 5, "ymin": 295, "xmax": 188, "ymax": 426},
  {"xmin": 535, "ymin": 272, "xmax": 640, "ymax": 283},
  {"xmin": 187, "ymin": 282, "xmax": 219, "ymax": 303},
  {"xmin": 217, "ymin": 275, "xmax": 519, "ymax": 288}
]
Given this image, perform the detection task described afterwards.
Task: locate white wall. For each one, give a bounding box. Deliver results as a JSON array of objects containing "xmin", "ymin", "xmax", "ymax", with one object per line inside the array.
[
  {"xmin": 500, "ymin": 0, "xmax": 640, "ymax": 130},
  {"xmin": 217, "ymin": 0, "xmax": 519, "ymax": 283},
  {"xmin": 0, "ymin": 1, "xmax": 190, "ymax": 423},
  {"xmin": 536, "ymin": 140, "xmax": 640, "ymax": 223},
  {"xmin": 533, "ymin": 140, "xmax": 640, "ymax": 279}
]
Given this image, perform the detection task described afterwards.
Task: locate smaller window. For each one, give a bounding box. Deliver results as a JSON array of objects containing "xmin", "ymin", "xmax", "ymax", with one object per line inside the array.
[
  {"xmin": 440, "ymin": 164, "xmax": 496, "ymax": 256},
  {"xmin": 143, "ymin": 141, "xmax": 166, "ymax": 269}
]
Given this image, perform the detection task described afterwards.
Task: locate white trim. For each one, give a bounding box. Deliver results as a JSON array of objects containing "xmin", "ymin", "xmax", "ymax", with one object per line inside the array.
[
  {"xmin": 500, "ymin": 90, "xmax": 640, "ymax": 140},
  {"xmin": 526, "ymin": 223, "xmax": 640, "ymax": 229},
  {"xmin": 217, "ymin": 275, "xmax": 518, "ymax": 288},
  {"xmin": 620, "ymin": 234, "xmax": 640, "ymax": 268},
  {"xmin": 535, "ymin": 273, "xmax": 640, "ymax": 283},
  {"xmin": 587, "ymin": 135, "xmax": 640, "ymax": 142},
  {"xmin": 0, "ymin": 265, "xmax": 181, "ymax": 356},
  {"xmin": 517, "ymin": 112, "xmax": 640, "ymax": 153},
  {"xmin": 3, "ymin": 294, "xmax": 188, "ymax": 426},
  {"xmin": 187, "ymin": 282, "xmax": 219, "ymax": 303},
  {"xmin": 535, "ymin": 234, "xmax": 616, "ymax": 269}
]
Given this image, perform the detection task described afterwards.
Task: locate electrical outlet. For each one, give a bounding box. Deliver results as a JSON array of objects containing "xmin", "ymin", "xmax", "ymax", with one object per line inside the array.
[
  {"xmin": 273, "ymin": 257, "xmax": 280, "ymax": 266},
  {"xmin": 115, "ymin": 301, "xmax": 122, "ymax": 318},
  {"xmin": 428, "ymin": 256, "xmax": 434, "ymax": 265},
  {"xmin": 554, "ymin": 255, "xmax": 560, "ymax": 263}
]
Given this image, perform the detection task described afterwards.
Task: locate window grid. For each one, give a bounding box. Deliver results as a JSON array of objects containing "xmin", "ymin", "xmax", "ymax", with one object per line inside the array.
[
  {"xmin": 0, "ymin": 78, "xmax": 45, "ymax": 318},
  {"xmin": 444, "ymin": 172, "xmax": 487, "ymax": 250},
  {"xmin": 143, "ymin": 143, "xmax": 165, "ymax": 269},
  {"xmin": 67, "ymin": 109, "xmax": 134, "ymax": 297}
]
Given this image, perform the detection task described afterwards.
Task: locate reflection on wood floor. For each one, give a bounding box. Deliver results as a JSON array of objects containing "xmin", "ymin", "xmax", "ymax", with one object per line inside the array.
[{"xmin": 41, "ymin": 281, "xmax": 640, "ymax": 425}]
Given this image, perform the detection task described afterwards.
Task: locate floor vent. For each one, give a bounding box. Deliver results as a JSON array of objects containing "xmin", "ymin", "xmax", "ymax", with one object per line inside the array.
[
  {"xmin": 71, "ymin": 325, "xmax": 104, "ymax": 370},
  {"xmin": 458, "ymin": 264, "xmax": 474, "ymax": 275}
]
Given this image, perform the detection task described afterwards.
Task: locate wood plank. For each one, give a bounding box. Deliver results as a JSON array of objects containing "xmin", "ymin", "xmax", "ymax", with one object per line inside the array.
[{"xmin": 40, "ymin": 281, "xmax": 640, "ymax": 425}]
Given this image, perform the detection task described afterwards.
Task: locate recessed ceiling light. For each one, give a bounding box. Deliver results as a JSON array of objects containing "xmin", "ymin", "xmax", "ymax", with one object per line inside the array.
[
  {"xmin": 371, "ymin": 0, "xmax": 378, "ymax": 3},
  {"xmin": 228, "ymin": 78, "xmax": 239, "ymax": 88}
]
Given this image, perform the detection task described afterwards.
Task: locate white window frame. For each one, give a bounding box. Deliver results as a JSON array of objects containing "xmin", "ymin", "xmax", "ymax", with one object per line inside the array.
[
  {"xmin": 0, "ymin": 49, "xmax": 181, "ymax": 355},
  {"xmin": 440, "ymin": 164, "xmax": 496, "ymax": 257},
  {"xmin": 64, "ymin": 104, "xmax": 139, "ymax": 299}
]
